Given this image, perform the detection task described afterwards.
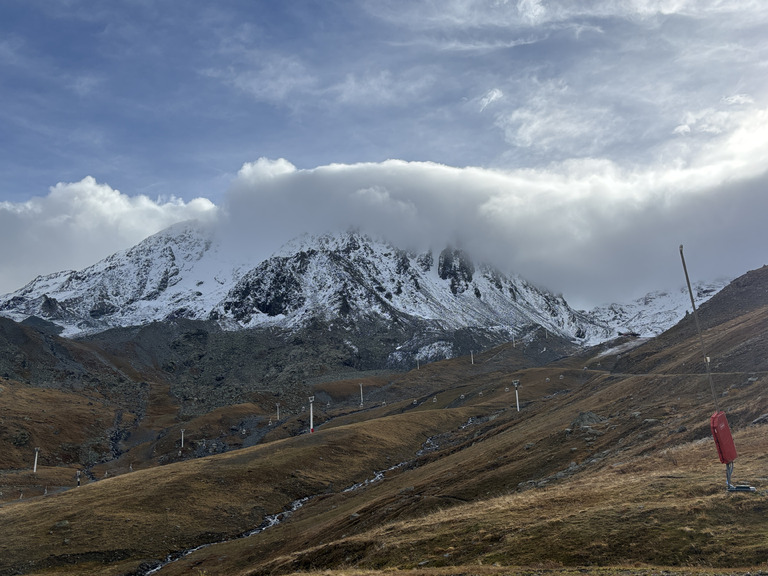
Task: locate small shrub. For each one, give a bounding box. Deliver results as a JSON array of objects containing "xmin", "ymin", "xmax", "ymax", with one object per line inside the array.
[{"xmin": 12, "ymin": 429, "xmax": 30, "ymax": 447}]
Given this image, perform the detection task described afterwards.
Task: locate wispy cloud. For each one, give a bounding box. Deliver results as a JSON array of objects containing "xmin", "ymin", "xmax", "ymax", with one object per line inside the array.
[
  {"xmin": 207, "ymin": 54, "xmax": 318, "ymax": 106},
  {"xmin": 394, "ymin": 35, "xmax": 544, "ymax": 53},
  {"xmin": 479, "ymin": 88, "xmax": 503, "ymax": 112},
  {"xmin": 333, "ymin": 69, "xmax": 438, "ymax": 107}
]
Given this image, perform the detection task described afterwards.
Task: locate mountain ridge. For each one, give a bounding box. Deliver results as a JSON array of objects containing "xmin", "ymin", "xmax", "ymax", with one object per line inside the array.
[
  {"xmin": 0, "ymin": 223, "xmax": 609, "ymax": 343},
  {"xmin": 0, "ymin": 220, "xmax": 726, "ymax": 353}
]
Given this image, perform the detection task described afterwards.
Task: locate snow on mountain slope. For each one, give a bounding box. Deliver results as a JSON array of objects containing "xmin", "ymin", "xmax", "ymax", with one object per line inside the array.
[
  {"xmin": 210, "ymin": 231, "xmax": 609, "ymax": 343},
  {"xmin": 0, "ymin": 221, "xmax": 239, "ymax": 335},
  {"xmin": 0, "ymin": 219, "xmax": 726, "ymax": 346},
  {"xmin": 586, "ymin": 281, "xmax": 728, "ymax": 337},
  {"xmin": 0, "ymin": 221, "xmax": 610, "ymax": 343}
]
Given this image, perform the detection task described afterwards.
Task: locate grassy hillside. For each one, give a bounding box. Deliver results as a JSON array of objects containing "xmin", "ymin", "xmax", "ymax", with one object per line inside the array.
[{"xmin": 1, "ymin": 268, "xmax": 767, "ymax": 576}]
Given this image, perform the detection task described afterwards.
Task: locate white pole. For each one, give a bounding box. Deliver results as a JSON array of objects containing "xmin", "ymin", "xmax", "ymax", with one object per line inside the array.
[
  {"xmin": 513, "ymin": 380, "xmax": 520, "ymax": 412},
  {"xmin": 471, "ymin": 350, "xmax": 474, "ymax": 365},
  {"xmin": 276, "ymin": 402, "xmax": 280, "ymax": 421},
  {"xmin": 309, "ymin": 396, "xmax": 315, "ymax": 433},
  {"xmin": 180, "ymin": 429, "xmax": 185, "ymax": 448},
  {"xmin": 359, "ymin": 383, "xmax": 363, "ymax": 407},
  {"xmin": 33, "ymin": 447, "xmax": 39, "ymax": 473}
]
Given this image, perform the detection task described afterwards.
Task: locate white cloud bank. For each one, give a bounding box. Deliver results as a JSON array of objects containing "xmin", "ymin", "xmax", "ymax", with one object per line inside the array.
[
  {"xmin": 2, "ymin": 101, "xmax": 767, "ymax": 309},
  {"xmin": 222, "ymin": 104, "xmax": 768, "ymax": 309},
  {"xmin": 0, "ymin": 177, "xmax": 217, "ymax": 295}
]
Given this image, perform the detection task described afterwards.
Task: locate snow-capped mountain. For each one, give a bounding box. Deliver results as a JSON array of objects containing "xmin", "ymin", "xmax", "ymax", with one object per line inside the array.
[
  {"xmin": 0, "ymin": 219, "xmax": 727, "ymax": 356},
  {"xmin": 0, "ymin": 221, "xmax": 610, "ymax": 346},
  {"xmin": 210, "ymin": 232, "xmax": 609, "ymax": 342},
  {"xmin": 587, "ymin": 281, "xmax": 728, "ymax": 338},
  {"xmin": 0, "ymin": 220, "xmax": 241, "ymax": 335}
]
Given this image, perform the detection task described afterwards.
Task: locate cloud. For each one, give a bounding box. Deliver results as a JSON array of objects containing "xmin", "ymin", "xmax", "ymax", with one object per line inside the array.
[
  {"xmin": 221, "ymin": 104, "xmax": 768, "ymax": 308},
  {"xmin": 0, "ymin": 37, "xmax": 24, "ymax": 66},
  {"xmin": 3, "ymin": 113, "xmax": 767, "ymax": 309},
  {"xmin": 479, "ymin": 88, "xmax": 503, "ymax": 112},
  {"xmin": 0, "ymin": 177, "xmax": 217, "ymax": 295},
  {"xmin": 236, "ymin": 157, "xmax": 297, "ymax": 182},
  {"xmin": 723, "ymin": 94, "xmax": 754, "ymax": 106},
  {"xmin": 333, "ymin": 70, "xmax": 437, "ymax": 107},
  {"xmin": 517, "ymin": 0, "xmax": 547, "ymax": 24},
  {"xmin": 394, "ymin": 34, "xmax": 543, "ymax": 53},
  {"xmin": 203, "ymin": 53, "xmax": 317, "ymax": 107},
  {"xmin": 68, "ymin": 74, "xmax": 102, "ymax": 97}
]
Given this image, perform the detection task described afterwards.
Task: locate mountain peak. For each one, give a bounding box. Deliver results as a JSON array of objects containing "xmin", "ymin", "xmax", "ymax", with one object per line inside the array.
[
  {"xmin": 0, "ymin": 223, "xmax": 725, "ymax": 360},
  {"xmin": 0, "ymin": 225, "xmax": 614, "ymax": 356}
]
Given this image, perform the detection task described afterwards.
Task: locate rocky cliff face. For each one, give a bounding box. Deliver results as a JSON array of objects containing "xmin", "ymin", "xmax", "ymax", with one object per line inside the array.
[
  {"xmin": 212, "ymin": 232, "xmax": 613, "ymax": 349},
  {"xmin": 438, "ymin": 247, "xmax": 474, "ymax": 295}
]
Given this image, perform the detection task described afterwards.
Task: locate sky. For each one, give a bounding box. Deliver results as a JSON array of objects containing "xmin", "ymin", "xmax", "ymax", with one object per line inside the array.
[{"xmin": 1, "ymin": 0, "xmax": 767, "ymax": 309}]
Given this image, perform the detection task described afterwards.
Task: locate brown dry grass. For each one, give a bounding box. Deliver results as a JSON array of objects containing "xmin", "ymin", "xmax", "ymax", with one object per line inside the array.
[
  {"xmin": 149, "ymin": 428, "xmax": 768, "ymax": 576},
  {"xmin": 2, "ymin": 296, "xmax": 768, "ymax": 575},
  {"xmin": 0, "ymin": 378, "xmax": 122, "ymax": 494},
  {"xmin": 0, "ymin": 409, "xmax": 471, "ymax": 575},
  {"xmin": 145, "ymin": 369, "xmax": 768, "ymax": 576}
]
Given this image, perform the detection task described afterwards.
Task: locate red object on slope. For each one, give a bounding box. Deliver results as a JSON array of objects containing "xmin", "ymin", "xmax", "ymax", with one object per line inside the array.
[{"xmin": 710, "ymin": 411, "xmax": 738, "ymax": 464}]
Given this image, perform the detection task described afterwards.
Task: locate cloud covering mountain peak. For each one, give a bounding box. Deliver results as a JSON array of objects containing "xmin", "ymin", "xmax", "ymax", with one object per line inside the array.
[{"xmin": 1, "ymin": 152, "xmax": 763, "ymax": 312}]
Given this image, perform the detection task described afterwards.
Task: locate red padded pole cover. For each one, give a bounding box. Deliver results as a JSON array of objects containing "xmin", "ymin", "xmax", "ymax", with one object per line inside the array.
[{"xmin": 710, "ymin": 411, "xmax": 737, "ymax": 464}]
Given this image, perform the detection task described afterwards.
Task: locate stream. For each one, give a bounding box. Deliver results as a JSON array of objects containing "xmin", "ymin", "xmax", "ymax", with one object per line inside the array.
[
  {"xmin": 138, "ymin": 429, "xmax": 455, "ymax": 574},
  {"xmin": 142, "ymin": 496, "xmax": 310, "ymax": 575},
  {"xmin": 138, "ymin": 458, "xmax": 414, "ymax": 575}
]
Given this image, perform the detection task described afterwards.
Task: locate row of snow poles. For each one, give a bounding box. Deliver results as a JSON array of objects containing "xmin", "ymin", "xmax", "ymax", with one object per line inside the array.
[
  {"xmin": 32, "ymin": 379, "xmax": 518, "ymax": 471},
  {"xmin": 28, "ymin": 448, "xmax": 82, "ymax": 490},
  {"xmin": 431, "ymin": 380, "xmax": 522, "ymax": 411},
  {"xmin": 29, "ymin": 381, "xmax": 520, "ymax": 479},
  {"xmin": 305, "ymin": 379, "xmax": 523, "ymax": 434},
  {"xmin": 301, "ymin": 353, "xmax": 525, "ymax": 434}
]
